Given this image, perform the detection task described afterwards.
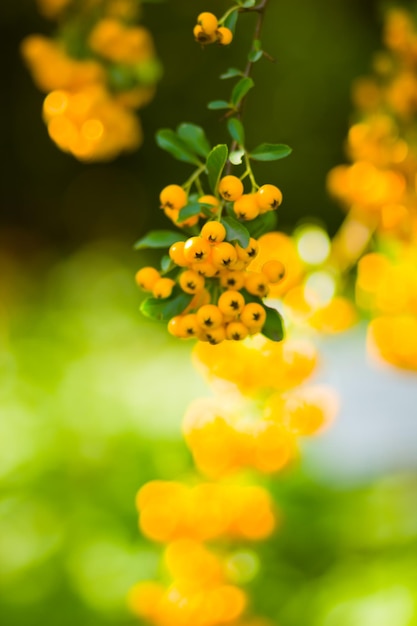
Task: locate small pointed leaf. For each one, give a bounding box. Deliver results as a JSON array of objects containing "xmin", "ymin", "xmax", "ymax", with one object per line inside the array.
[
  {"xmin": 224, "ymin": 10, "xmax": 238, "ymax": 33},
  {"xmin": 178, "ymin": 201, "xmax": 202, "ymax": 221},
  {"xmin": 220, "ymin": 67, "xmax": 244, "ymax": 80},
  {"xmin": 231, "ymin": 77, "xmax": 254, "ymax": 108},
  {"xmin": 249, "ymin": 143, "xmax": 292, "ymax": 161},
  {"xmin": 134, "ymin": 230, "xmax": 186, "ymax": 250},
  {"xmin": 227, "ymin": 118, "xmax": 245, "ymax": 145},
  {"xmin": 177, "ymin": 123, "xmax": 211, "ymax": 158},
  {"xmin": 140, "ymin": 290, "xmax": 193, "ymax": 321},
  {"xmin": 156, "ymin": 129, "xmax": 201, "ymax": 165},
  {"xmin": 208, "ymin": 100, "xmax": 231, "ymax": 110},
  {"xmin": 262, "ymin": 305, "xmax": 285, "ymax": 342},
  {"xmin": 206, "ymin": 144, "xmax": 228, "ymax": 194},
  {"xmin": 221, "ymin": 216, "xmax": 250, "ymax": 248},
  {"xmin": 229, "ymin": 149, "xmax": 245, "ymax": 165}
]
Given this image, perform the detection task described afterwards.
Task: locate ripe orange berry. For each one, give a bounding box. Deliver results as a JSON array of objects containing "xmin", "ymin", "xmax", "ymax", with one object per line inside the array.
[
  {"xmin": 197, "ymin": 304, "xmax": 224, "ymax": 330},
  {"xmin": 191, "ymin": 261, "xmax": 218, "ymax": 277},
  {"xmin": 262, "ymin": 260, "xmax": 286, "ymax": 283},
  {"xmin": 236, "ymin": 238, "xmax": 259, "ymax": 263},
  {"xmin": 193, "ymin": 24, "xmax": 216, "ymax": 44},
  {"xmin": 218, "ymin": 290, "xmax": 245, "ymax": 316},
  {"xmin": 152, "ymin": 277, "xmax": 175, "ymax": 299},
  {"xmin": 256, "ymin": 184, "xmax": 283, "ymax": 212},
  {"xmin": 219, "ymin": 270, "xmax": 246, "ymax": 290},
  {"xmin": 240, "ymin": 303, "xmax": 267, "ymax": 330},
  {"xmin": 135, "ymin": 266, "xmax": 161, "ymax": 291},
  {"xmin": 160, "ymin": 184, "xmax": 187, "ymax": 211},
  {"xmin": 218, "ymin": 175, "xmax": 244, "ymax": 201},
  {"xmin": 216, "ymin": 27, "xmax": 233, "ymax": 46},
  {"xmin": 197, "ymin": 12, "xmax": 218, "ymax": 36},
  {"xmin": 201, "ymin": 221, "xmax": 227, "ymax": 243},
  {"xmin": 177, "ymin": 214, "xmax": 199, "ymax": 228},
  {"xmin": 226, "ymin": 321, "xmax": 249, "ymax": 341},
  {"xmin": 179, "ymin": 269, "xmax": 205, "ymax": 294},
  {"xmin": 169, "ymin": 241, "xmax": 188, "ymax": 267},
  {"xmin": 167, "ymin": 316, "xmax": 184, "ymax": 337},
  {"xmin": 212, "ymin": 242, "xmax": 238, "ymax": 269},
  {"xmin": 245, "ymin": 272, "xmax": 270, "ymax": 297},
  {"xmin": 204, "ymin": 325, "xmax": 227, "ymax": 345},
  {"xmin": 183, "ymin": 236, "xmax": 211, "ymax": 263},
  {"xmin": 180, "ymin": 313, "xmax": 200, "ymax": 338},
  {"xmin": 233, "ymin": 194, "xmax": 260, "ymax": 220},
  {"xmin": 198, "ymin": 194, "xmax": 220, "ymax": 216}
]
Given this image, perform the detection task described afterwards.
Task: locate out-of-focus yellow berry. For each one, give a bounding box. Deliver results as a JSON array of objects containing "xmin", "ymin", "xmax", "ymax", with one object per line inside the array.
[
  {"xmin": 152, "ymin": 277, "xmax": 175, "ymax": 299},
  {"xmin": 262, "ymin": 259, "xmax": 286, "ymax": 283},
  {"xmin": 179, "ymin": 269, "xmax": 205, "ymax": 294},
  {"xmin": 197, "ymin": 12, "xmax": 219, "ymax": 36},
  {"xmin": 256, "ymin": 184, "xmax": 283, "ymax": 212},
  {"xmin": 218, "ymin": 290, "xmax": 245, "ymax": 316},
  {"xmin": 218, "ymin": 175, "xmax": 244, "ymax": 201},
  {"xmin": 160, "ymin": 184, "xmax": 187, "ymax": 211},
  {"xmin": 201, "ymin": 221, "xmax": 227, "ymax": 243},
  {"xmin": 135, "ymin": 266, "xmax": 160, "ymax": 291},
  {"xmin": 216, "ymin": 27, "xmax": 233, "ymax": 46},
  {"xmin": 233, "ymin": 194, "xmax": 260, "ymax": 220}
]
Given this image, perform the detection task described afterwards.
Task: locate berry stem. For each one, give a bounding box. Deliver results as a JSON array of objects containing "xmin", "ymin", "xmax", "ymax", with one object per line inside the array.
[{"xmin": 183, "ymin": 163, "xmax": 207, "ymax": 193}]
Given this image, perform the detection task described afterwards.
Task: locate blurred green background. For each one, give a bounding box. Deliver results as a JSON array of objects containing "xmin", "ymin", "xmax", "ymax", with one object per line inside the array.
[{"xmin": 1, "ymin": 1, "xmax": 417, "ymax": 625}]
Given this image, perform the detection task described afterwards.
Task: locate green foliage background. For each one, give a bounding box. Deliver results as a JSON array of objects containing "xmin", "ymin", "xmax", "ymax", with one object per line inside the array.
[{"xmin": 1, "ymin": 1, "xmax": 417, "ymax": 626}]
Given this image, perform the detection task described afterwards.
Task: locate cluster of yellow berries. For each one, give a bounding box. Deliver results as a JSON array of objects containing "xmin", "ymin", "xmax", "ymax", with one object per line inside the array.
[
  {"xmin": 327, "ymin": 7, "xmax": 417, "ymax": 370},
  {"xmin": 22, "ymin": 0, "xmax": 160, "ymax": 160},
  {"xmin": 184, "ymin": 340, "xmax": 337, "ymax": 478},
  {"xmin": 194, "ymin": 12, "xmax": 233, "ymax": 46},
  {"xmin": 357, "ymin": 251, "xmax": 417, "ymax": 370},
  {"xmin": 136, "ymin": 178, "xmax": 285, "ymax": 343},
  {"xmin": 137, "ymin": 481, "xmax": 276, "ymax": 543}
]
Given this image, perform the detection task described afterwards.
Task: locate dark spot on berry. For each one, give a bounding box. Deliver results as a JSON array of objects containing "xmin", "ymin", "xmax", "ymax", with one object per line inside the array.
[{"xmin": 230, "ymin": 300, "xmax": 239, "ymax": 310}]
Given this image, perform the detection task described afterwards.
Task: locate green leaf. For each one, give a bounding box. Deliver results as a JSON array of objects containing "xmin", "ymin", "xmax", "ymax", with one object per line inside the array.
[
  {"xmin": 134, "ymin": 230, "xmax": 186, "ymax": 250},
  {"xmin": 206, "ymin": 144, "xmax": 228, "ymax": 194},
  {"xmin": 140, "ymin": 290, "xmax": 193, "ymax": 321},
  {"xmin": 249, "ymin": 143, "xmax": 292, "ymax": 161},
  {"xmin": 156, "ymin": 129, "xmax": 201, "ymax": 165},
  {"xmin": 224, "ymin": 10, "xmax": 238, "ymax": 33},
  {"xmin": 178, "ymin": 202, "xmax": 202, "ymax": 221},
  {"xmin": 262, "ymin": 305, "xmax": 285, "ymax": 342},
  {"xmin": 208, "ymin": 100, "xmax": 231, "ymax": 110},
  {"xmin": 248, "ymin": 49, "xmax": 263, "ymax": 63},
  {"xmin": 240, "ymin": 0, "xmax": 256, "ymax": 7},
  {"xmin": 177, "ymin": 123, "xmax": 211, "ymax": 158},
  {"xmin": 231, "ymin": 77, "xmax": 254, "ymax": 108},
  {"xmin": 221, "ymin": 216, "xmax": 250, "ymax": 248},
  {"xmin": 227, "ymin": 118, "xmax": 245, "ymax": 145},
  {"xmin": 220, "ymin": 67, "xmax": 244, "ymax": 80},
  {"xmin": 245, "ymin": 211, "xmax": 278, "ymax": 239},
  {"xmin": 160, "ymin": 255, "xmax": 174, "ymax": 273}
]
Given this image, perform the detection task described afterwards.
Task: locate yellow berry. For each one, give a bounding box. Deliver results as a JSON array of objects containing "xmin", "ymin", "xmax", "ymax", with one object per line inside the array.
[
  {"xmin": 179, "ymin": 269, "xmax": 205, "ymax": 294},
  {"xmin": 226, "ymin": 321, "xmax": 249, "ymax": 341},
  {"xmin": 180, "ymin": 313, "xmax": 200, "ymax": 338},
  {"xmin": 245, "ymin": 272, "xmax": 270, "ymax": 297},
  {"xmin": 262, "ymin": 260, "xmax": 286, "ymax": 283},
  {"xmin": 219, "ymin": 270, "xmax": 246, "ymax": 290},
  {"xmin": 218, "ymin": 290, "xmax": 245, "ymax": 316},
  {"xmin": 204, "ymin": 325, "xmax": 227, "ymax": 345},
  {"xmin": 169, "ymin": 241, "xmax": 188, "ymax": 267},
  {"xmin": 236, "ymin": 238, "xmax": 259, "ymax": 263},
  {"xmin": 167, "ymin": 316, "xmax": 185, "ymax": 337},
  {"xmin": 212, "ymin": 241, "xmax": 238, "ymax": 269},
  {"xmin": 233, "ymin": 194, "xmax": 260, "ymax": 220},
  {"xmin": 240, "ymin": 303, "xmax": 267, "ymax": 330},
  {"xmin": 177, "ymin": 214, "xmax": 199, "ymax": 228},
  {"xmin": 197, "ymin": 12, "xmax": 218, "ymax": 35},
  {"xmin": 216, "ymin": 27, "xmax": 233, "ymax": 46},
  {"xmin": 160, "ymin": 184, "xmax": 187, "ymax": 211},
  {"xmin": 152, "ymin": 277, "xmax": 175, "ymax": 299},
  {"xmin": 183, "ymin": 236, "xmax": 211, "ymax": 263},
  {"xmin": 135, "ymin": 266, "xmax": 161, "ymax": 291},
  {"xmin": 218, "ymin": 175, "xmax": 244, "ymax": 201},
  {"xmin": 256, "ymin": 184, "xmax": 283, "ymax": 212},
  {"xmin": 192, "ymin": 261, "xmax": 218, "ymax": 277},
  {"xmin": 197, "ymin": 304, "xmax": 224, "ymax": 330},
  {"xmin": 193, "ymin": 24, "xmax": 216, "ymax": 44},
  {"xmin": 201, "ymin": 221, "xmax": 227, "ymax": 243}
]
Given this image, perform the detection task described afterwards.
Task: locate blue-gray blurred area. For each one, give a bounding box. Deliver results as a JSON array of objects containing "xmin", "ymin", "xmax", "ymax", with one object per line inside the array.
[{"xmin": 1, "ymin": 1, "xmax": 417, "ymax": 626}]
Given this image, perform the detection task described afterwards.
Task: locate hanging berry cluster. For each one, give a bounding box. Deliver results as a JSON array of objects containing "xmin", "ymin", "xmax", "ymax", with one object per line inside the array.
[
  {"xmin": 21, "ymin": 0, "xmax": 161, "ymax": 161},
  {"xmin": 327, "ymin": 7, "xmax": 417, "ymax": 371},
  {"xmin": 134, "ymin": 0, "xmax": 292, "ymax": 345}
]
